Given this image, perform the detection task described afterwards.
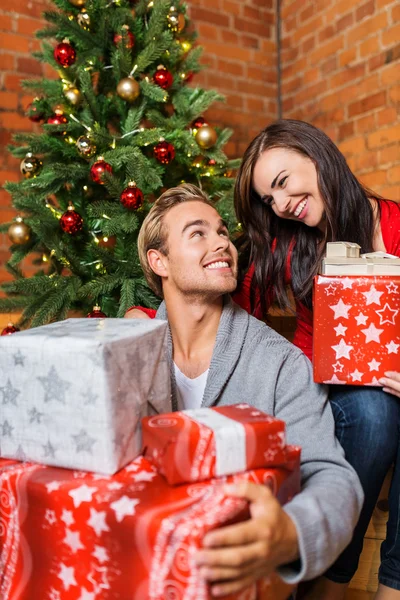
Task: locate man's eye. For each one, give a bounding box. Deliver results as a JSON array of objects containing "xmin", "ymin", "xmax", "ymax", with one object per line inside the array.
[
  {"xmin": 278, "ymin": 176, "xmax": 288, "ymax": 187},
  {"xmin": 191, "ymin": 230, "xmax": 203, "ymax": 237},
  {"xmin": 219, "ymin": 230, "xmax": 229, "ymax": 237}
]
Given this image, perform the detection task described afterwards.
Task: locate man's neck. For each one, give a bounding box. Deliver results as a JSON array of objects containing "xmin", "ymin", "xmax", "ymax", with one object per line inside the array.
[{"xmin": 164, "ymin": 292, "xmax": 223, "ymax": 379}]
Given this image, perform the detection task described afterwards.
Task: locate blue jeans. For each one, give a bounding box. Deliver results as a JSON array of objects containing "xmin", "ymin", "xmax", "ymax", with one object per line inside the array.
[{"xmin": 325, "ymin": 385, "xmax": 400, "ymax": 590}]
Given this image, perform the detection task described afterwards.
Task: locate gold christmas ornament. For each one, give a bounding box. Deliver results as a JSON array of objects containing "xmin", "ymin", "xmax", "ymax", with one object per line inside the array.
[
  {"xmin": 180, "ymin": 39, "xmax": 191, "ymax": 53},
  {"xmin": 167, "ymin": 6, "xmax": 179, "ymax": 31},
  {"xmin": 77, "ymin": 9, "xmax": 90, "ymax": 29},
  {"xmin": 20, "ymin": 152, "xmax": 43, "ymax": 179},
  {"xmin": 68, "ymin": 0, "xmax": 86, "ymax": 6},
  {"xmin": 8, "ymin": 217, "xmax": 32, "ymax": 245},
  {"xmin": 76, "ymin": 135, "xmax": 96, "ymax": 157},
  {"xmin": 116, "ymin": 77, "xmax": 140, "ymax": 103},
  {"xmin": 195, "ymin": 125, "xmax": 218, "ymax": 150},
  {"xmin": 64, "ymin": 86, "xmax": 82, "ymax": 105}
]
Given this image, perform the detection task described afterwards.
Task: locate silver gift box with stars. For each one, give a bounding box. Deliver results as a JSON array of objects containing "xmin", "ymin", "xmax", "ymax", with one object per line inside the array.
[{"xmin": 0, "ymin": 317, "xmax": 171, "ymax": 474}]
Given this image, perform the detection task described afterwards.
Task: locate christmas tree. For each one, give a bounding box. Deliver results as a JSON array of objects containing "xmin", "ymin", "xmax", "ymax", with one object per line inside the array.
[{"xmin": 2, "ymin": 0, "xmax": 239, "ymax": 328}]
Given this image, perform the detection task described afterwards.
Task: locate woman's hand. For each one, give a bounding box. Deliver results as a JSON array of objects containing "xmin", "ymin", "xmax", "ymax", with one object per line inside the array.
[
  {"xmin": 124, "ymin": 308, "xmax": 150, "ymax": 319},
  {"xmin": 379, "ymin": 372, "xmax": 400, "ymax": 398}
]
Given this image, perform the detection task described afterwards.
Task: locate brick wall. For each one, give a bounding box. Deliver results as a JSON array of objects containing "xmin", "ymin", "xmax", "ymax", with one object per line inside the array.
[
  {"xmin": 281, "ymin": 0, "xmax": 400, "ymax": 201},
  {"xmin": 0, "ymin": 0, "xmax": 276, "ymax": 286}
]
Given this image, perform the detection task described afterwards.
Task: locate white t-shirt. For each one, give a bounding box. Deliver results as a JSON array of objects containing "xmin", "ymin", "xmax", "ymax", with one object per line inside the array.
[{"xmin": 174, "ymin": 363, "xmax": 209, "ymax": 411}]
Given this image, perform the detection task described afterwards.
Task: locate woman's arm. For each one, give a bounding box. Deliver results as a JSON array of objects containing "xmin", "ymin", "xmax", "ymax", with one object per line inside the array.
[{"xmin": 124, "ymin": 306, "xmax": 155, "ymax": 319}]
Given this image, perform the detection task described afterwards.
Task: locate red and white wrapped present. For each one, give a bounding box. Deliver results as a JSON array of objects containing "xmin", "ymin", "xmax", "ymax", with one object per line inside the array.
[
  {"xmin": 0, "ymin": 448, "xmax": 300, "ymax": 600},
  {"xmin": 142, "ymin": 404, "xmax": 287, "ymax": 485}
]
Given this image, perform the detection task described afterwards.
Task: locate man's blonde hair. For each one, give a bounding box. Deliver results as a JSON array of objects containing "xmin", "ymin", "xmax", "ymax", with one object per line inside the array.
[{"xmin": 138, "ymin": 183, "xmax": 214, "ymax": 297}]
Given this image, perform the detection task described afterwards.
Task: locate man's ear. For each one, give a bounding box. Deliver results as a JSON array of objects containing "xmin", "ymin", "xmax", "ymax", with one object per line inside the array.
[{"xmin": 147, "ymin": 248, "xmax": 168, "ymax": 278}]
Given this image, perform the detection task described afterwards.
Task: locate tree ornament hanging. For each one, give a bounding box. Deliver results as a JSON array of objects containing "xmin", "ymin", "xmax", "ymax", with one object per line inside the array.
[
  {"xmin": 113, "ymin": 25, "xmax": 135, "ymax": 49},
  {"xmin": 8, "ymin": 217, "xmax": 32, "ymax": 245},
  {"xmin": 191, "ymin": 116, "xmax": 208, "ymax": 133},
  {"xmin": 26, "ymin": 101, "xmax": 44, "ymax": 122},
  {"xmin": 60, "ymin": 203, "xmax": 84, "ymax": 235},
  {"xmin": 1, "ymin": 323, "xmax": 20, "ymax": 336},
  {"xmin": 167, "ymin": 6, "xmax": 180, "ymax": 32},
  {"xmin": 153, "ymin": 65, "xmax": 173, "ymax": 90},
  {"xmin": 68, "ymin": 0, "xmax": 86, "ymax": 6},
  {"xmin": 120, "ymin": 181, "xmax": 144, "ymax": 210},
  {"xmin": 77, "ymin": 10, "xmax": 90, "ymax": 29},
  {"xmin": 195, "ymin": 125, "xmax": 218, "ymax": 149},
  {"xmin": 54, "ymin": 40, "xmax": 77, "ymax": 68},
  {"xmin": 76, "ymin": 135, "xmax": 96, "ymax": 158},
  {"xmin": 98, "ymin": 235, "xmax": 116, "ymax": 249},
  {"xmin": 154, "ymin": 139, "xmax": 175, "ymax": 164},
  {"xmin": 20, "ymin": 152, "xmax": 43, "ymax": 179},
  {"xmin": 47, "ymin": 110, "xmax": 68, "ymax": 126},
  {"xmin": 64, "ymin": 85, "xmax": 82, "ymax": 105},
  {"xmin": 116, "ymin": 77, "xmax": 140, "ymax": 103},
  {"xmin": 87, "ymin": 305, "xmax": 107, "ymax": 318},
  {"xmin": 90, "ymin": 157, "xmax": 113, "ymax": 184}
]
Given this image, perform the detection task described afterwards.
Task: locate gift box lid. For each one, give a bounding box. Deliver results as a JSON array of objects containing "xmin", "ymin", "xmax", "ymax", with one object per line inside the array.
[{"xmin": 321, "ymin": 244, "xmax": 400, "ymax": 275}]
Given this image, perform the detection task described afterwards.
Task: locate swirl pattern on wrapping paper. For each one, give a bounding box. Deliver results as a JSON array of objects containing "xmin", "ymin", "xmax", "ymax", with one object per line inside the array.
[
  {"xmin": 0, "ymin": 478, "xmax": 20, "ymax": 598},
  {"xmin": 162, "ymin": 580, "xmax": 185, "ymax": 600},
  {"xmin": 147, "ymin": 416, "xmax": 179, "ymax": 428}
]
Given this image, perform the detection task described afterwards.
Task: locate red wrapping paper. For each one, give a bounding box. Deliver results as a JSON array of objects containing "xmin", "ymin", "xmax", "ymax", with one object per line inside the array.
[
  {"xmin": 0, "ymin": 449, "xmax": 300, "ymax": 600},
  {"xmin": 142, "ymin": 404, "xmax": 287, "ymax": 485},
  {"xmin": 313, "ymin": 275, "xmax": 400, "ymax": 385}
]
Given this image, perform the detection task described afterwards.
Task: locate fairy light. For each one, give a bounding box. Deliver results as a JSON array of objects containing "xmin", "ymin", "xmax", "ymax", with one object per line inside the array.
[{"xmin": 102, "ymin": 214, "xmax": 111, "ymax": 220}]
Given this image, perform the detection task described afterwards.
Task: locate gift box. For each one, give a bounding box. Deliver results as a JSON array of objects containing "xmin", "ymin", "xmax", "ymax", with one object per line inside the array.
[
  {"xmin": 0, "ymin": 449, "xmax": 300, "ymax": 600},
  {"xmin": 313, "ymin": 274, "xmax": 400, "ymax": 385},
  {"xmin": 321, "ymin": 242, "xmax": 400, "ymax": 275},
  {"xmin": 142, "ymin": 404, "xmax": 287, "ymax": 485},
  {"xmin": 0, "ymin": 318, "xmax": 171, "ymax": 474}
]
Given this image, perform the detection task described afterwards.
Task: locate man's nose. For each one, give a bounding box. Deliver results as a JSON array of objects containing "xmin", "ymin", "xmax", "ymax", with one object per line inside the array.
[{"xmin": 211, "ymin": 232, "xmax": 229, "ymax": 252}]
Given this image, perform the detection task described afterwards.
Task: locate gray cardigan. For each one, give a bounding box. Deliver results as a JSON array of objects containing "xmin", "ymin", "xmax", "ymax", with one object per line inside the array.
[{"xmin": 156, "ymin": 297, "xmax": 364, "ymax": 583}]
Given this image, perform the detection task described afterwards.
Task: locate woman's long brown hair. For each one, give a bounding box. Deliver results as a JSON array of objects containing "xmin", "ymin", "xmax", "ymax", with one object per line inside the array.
[{"xmin": 234, "ymin": 119, "xmax": 378, "ymax": 314}]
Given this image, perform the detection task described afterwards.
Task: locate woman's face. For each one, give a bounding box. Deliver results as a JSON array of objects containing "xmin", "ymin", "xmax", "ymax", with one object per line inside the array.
[{"xmin": 252, "ymin": 147, "xmax": 326, "ymax": 230}]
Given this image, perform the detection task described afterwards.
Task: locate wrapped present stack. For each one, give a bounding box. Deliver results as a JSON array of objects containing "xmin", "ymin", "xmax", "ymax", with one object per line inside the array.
[
  {"xmin": 0, "ymin": 318, "xmax": 171, "ymax": 474},
  {"xmin": 314, "ymin": 242, "xmax": 400, "ymax": 385},
  {"xmin": 0, "ymin": 405, "xmax": 300, "ymax": 600}
]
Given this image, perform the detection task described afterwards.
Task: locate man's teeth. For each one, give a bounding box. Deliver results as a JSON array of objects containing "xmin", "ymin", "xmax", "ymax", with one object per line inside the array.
[
  {"xmin": 205, "ymin": 261, "xmax": 229, "ymax": 269},
  {"xmin": 294, "ymin": 198, "xmax": 307, "ymax": 217}
]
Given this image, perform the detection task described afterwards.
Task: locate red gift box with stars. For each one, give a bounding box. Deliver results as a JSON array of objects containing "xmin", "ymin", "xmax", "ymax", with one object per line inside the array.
[
  {"xmin": 0, "ymin": 450, "xmax": 299, "ymax": 600},
  {"xmin": 313, "ymin": 275, "xmax": 400, "ymax": 386}
]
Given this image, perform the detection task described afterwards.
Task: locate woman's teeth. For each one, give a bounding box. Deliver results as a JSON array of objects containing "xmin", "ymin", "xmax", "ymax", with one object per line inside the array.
[
  {"xmin": 294, "ymin": 198, "xmax": 308, "ymax": 217},
  {"xmin": 205, "ymin": 261, "xmax": 229, "ymax": 269}
]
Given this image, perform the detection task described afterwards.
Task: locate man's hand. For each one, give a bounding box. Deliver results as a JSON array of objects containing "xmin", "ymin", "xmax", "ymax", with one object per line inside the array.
[
  {"xmin": 195, "ymin": 482, "xmax": 299, "ymax": 597},
  {"xmin": 124, "ymin": 308, "xmax": 150, "ymax": 319},
  {"xmin": 380, "ymin": 371, "xmax": 400, "ymax": 398}
]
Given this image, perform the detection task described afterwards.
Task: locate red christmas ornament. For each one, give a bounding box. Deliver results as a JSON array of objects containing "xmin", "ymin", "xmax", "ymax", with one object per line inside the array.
[
  {"xmin": 154, "ymin": 140, "xmax": 175, "ymax": 164},
  {"xmin": 153, "ymin": 65, "xmax": 173, "ymax": 90},
  {"xmin": 90, "ymin": 157, "xmax": 113, "ymax": 184},
  {"xmin": 184, "ymin": 71, "xmax": 194, "ymax": 83},
  {"xmin": 113, "ymin": 26, "xmax": 135, "ymax": 49},
  {"xmin": 54, "ymin": 41, "xmax": 77, "ymax": 68},
  {"xmin": 87, "ymin": 305, "xmax": 107, "ymax": 318},
  {"xmin": 120, "ymin": 182, "xmax": 144, "ymax": 210},
  {"xmin": 208, "ymin": 159, "xmax": 216, "ymax": 165},
  {"xmin": 1, "ymin": 322, "xmax": 20, "ymax": 336},
  {"xmin": 26, "ymin": 102, "xmax": 44, "ymax": 122},
  {"xmin": 47, "ymin": 113, "xmax": 68, "ymax": 126},
  {"xmin": 60, "ymin": 204, "xmax": 83, "ymax": 235},
  {"xmin": 191, "ymin": 116, "xmax": 208, "ymax": 130}
]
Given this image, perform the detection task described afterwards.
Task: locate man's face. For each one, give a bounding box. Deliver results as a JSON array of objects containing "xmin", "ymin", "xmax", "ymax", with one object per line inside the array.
[{"xmin": 159, "ymin": 201, "xmax": 238, "ymax": 299}]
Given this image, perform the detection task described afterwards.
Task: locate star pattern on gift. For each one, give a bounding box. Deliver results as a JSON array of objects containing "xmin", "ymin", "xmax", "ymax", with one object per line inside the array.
[
  {"xmin": 15, "ymin": 444, "xmax": 26, "ymax": 461},
  {"xmin": 49, "ymin": 590, "xmax": 61, "ymax": 600},
  {"xmin": 325, "ymin": 284, "xmax": 337, "ymax": 295},
  {"xmin": 236, "ymin": 403, "xmax": 250, "ymax": 409},
  {"xmin": 58, "ymin": 564, "xmax": 77, "ymax": 590},
  {"xmin": 332, "ymin": 338, "xmax": 354, "ymax": 359},
  {"xmin": 93, "ymin": 545, "xmax": 109, "ymax": 563},
  {"xmin": 28, "ymin": 406, "xmax": 44, "ymax": 423},
  {"xmin": 355, "ymin": 312, "xmax": 368, "ymax": 326},
  {"xmin": 323, "ymin": 374, "xmax": 345, "ymax": 384},
  {"xmin": 87, "ymin": 507, "xmax": 110, "ymax": 536},
  {"xmin": 333, "ymin": 362, "xmax": 344, "ymax": 373},
  {"xmin": 46, "ymin": 480, "xmax": 62, "ymax": 492},
  {"xmin": 361, "ymin": 322, "xmax": 384, "ymax": 344},
  {"xmin": 108, "ymin": 482, "xmax": 123, "ymax": 490},
  {"xmin": 45, "ymin": 509, "xmax": 57, "ymax": 525},
  {"xmin": 368, "ymin": 358, "xmax": 381, "ymax": 371},
  {"xmin": 43, "ymin": 440, "xmax": 56, "ymax": 458},
  {"xmin": 0, "ymin": 379, "xmax": 20, "ymax": 405},
  {"xmin": 69, "ymin": 484, "xmax": 97, "ymax": 508},
  {"xmin": 386, "ymin": 281, "xmax": 399, "ymax": 294},
  {"xmin": 334, "ymin": 324, "xmax": 347, "ymax": 336},
  {"xmin": 350, "ymin": 369, "xmax": 363, "ymax": 382},
  {"xmin": 330, "ymin": 299, "xmax": 352, "ymax": 320},
  {"xmin": 77, "ymin": 588, "xmax": 96, "ymax": 600},
  {"xmin": 13, "ymin": 350, "xmax": 25, "ymax": 366},
  {"xmin": 1, "ymin": 420, "xmax": 14, "ymax": 436},
  {"xmin": 362, "ymin": 285, "xmax": 384, "ymax": 306},
  {"xmin": 386, "ymin": 341, "xmax": 400, "ymax": 354},
  {"xmin": 72, "ymin": 429, "xmax": 96, "ymax": 454},
  {"xmin": 64, "ymin": 528, "xmax": 84, "ymax": 552},
  {"xmin": 61, "ymin": 509, "xmax": 74, "ymax": 526},
  {"xmin": 131, "ymin": 470, "xmax": 157, "ymax": 482},
  {"xmin": 376, "ymin": 303, "xmax": 399, "ymax": 325},
  {"xmin": 37, "ymin": 366, "xmax": 71, "ymax": 404},
  {"xmin": 110, "ymin": 496, "xmax": 140, "ymax": 522},
  {"xmin": 341, "ymin": 278, "xmax": 354, "ymax": 289}
]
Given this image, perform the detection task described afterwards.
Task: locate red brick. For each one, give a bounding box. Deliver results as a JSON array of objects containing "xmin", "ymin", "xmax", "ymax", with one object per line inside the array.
[
  {"xmin": 339, "ymin": 135, "xmax": 367, "ymax": 156},
  {"xmin": 191, "ymin": 7, "xmax": 230, "ymax": 28},
  {"xmin": 299, "ymin": 4, "xmax": 314, "ymax": 22},
  {"xmin": 308, "ymin": 35, "xmax": 344, "ymax": 66},
  {"xmin": 389, "ymin": 85, "xmax": 400, "ymax": 103},
  {"xmin": 376, "ymin": 107, "xmax": 398, "ymax": 127},
  {"xmin": 379, "ymin": 144, "xmax": 399, "ymax": 165},
  {"xmin": 0, "ymin": 15, "xmax": 13, "ymax": 32},
  {"xmin": 233, "ymin": 16, "xmax": 271, "ymax": 37},
  {"xmin": 321, "ymin": 56, "xmax": 338, "ymax": 76},
  {"xmin": 197, "ymin": 23, "xmax": 219, "ymax": 41},
  {"xmin": 381, "ymin": 62, "xmax": 400, "ymax": 86},
  {"xmin": 339, "ymin": 47, "xmax": 357, "ymax": 67},
  {"xmin": 0, "ymin": 53, "xmax": 15, "ymax": 70},
  {"xmin": 0, "ymin": 91, "xmax": 18, "ymax": 110},
  {"xmin": 17, "ymin": 16, "xmax": 43, "ymax": 36},
  {"xmin": 301, "ymin": 35, "xmax": 316, "ymax": 54},
  {"xmin": 220, "ymin": 29, "xmax": 238, "ymax": 44},
  {"xmin": 319, "ymin": 25, "xmax": 335, "ymax": 43},
  {"xmin": 217, "ymin": 59, "xmax": 244, "ymax": 77},
  {"xmin": 0, "ymin": 33, "xmax": 30, "ymax": 53},
  {"xmin": 336, "ymin": 13, "xmax": 354, "ymax": 33},
  {"xmin": 338, "ymin": 122, "xmax": 355, "ymax": 140},
  {"xmin": 388, "ymin": 165, "xmax": 400, "ymax": 184},
  {"xmin": 368, "ymin": 124, "xmax": 400, "ymax": 149},
  {"xmin": 354, "ymin": 113, "xmax": 376, "ymax": 134},
  {"xmin": 241, "ymin": 34, "xmax": 259, "ymax": 49},
  {"xmin": 348, "ymin": 91, "xmax": 387, "ymax": 117},
  {"xmin": 329, "ymin": 63, "xmax": 365, "ymax": 88},
  {"xmin": 361, "ymin": 170, "xmax": 388, "ymax": 189},
  {"xmin": 393, "ymin": 4, "xmax": 400, "ymax": 22},
  {"xmin": 355, "ymin": 151, "xmax": 379, "ymax": 172},
  {"xmin": 0, "ymin": 170, "xmax": 19, "ymax": 185},
  {"xmin": 360, "ymin": 35, "xmax": 380, "ymax": 57},
  {"xmin": 16, "ymin": 56, "xmax": 42, "ymax": 75},
  {"xmin": 383, "ymin": 23, "xmax": 400, "ymax": 47},
  {"xmin": 355, "ymin": 0, "xmax": 375, "ymax": 22},
  {"xmin": 347, "ymin": 13, "xmax": 388, "ymax": 45}
]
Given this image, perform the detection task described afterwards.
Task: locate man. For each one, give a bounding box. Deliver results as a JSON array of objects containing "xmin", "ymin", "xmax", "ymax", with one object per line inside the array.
[{"xmin": 127, "ymin": 183, "xmax": 363, "ymax": 597}]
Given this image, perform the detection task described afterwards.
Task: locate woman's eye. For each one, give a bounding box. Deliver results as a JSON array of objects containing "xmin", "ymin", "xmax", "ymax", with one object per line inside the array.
[
  {"xmin": 278, "ymin": 176, "xmax": 288, "ymax": 187},
  {"xmin": 262, "ymin": 196, "xmax": 274, "ymax": 206}
]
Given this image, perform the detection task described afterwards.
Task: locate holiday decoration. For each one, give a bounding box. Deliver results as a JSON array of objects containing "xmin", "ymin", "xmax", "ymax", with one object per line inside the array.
[
  {"xmin": 0, "ymin": 452, "xmax": 298, "ymax": 600},
  {"xmin": 1, "ymin": 322, "xmax": 20, "ymax": 335},
  {"xmin": 53, "ymin": 40, "xmax": 76, "ymax": 68},
  {"xmin": 76, "ymin": 9, "xmax": 90, "ymax": 29},
  {"xmin": 8, "ymin": 217, "xmax": 32, "ymax": 245},
  {"xmin": 26, "ymin": 102, "xmax": 44, "ymax": 122},
  {"xmin": 76, "ymin": 135, "xmax": 96, "ymax": 157},
  {"xmin": 116, "ymin": 76, "xmax": 140, "ymax": 102},
  {"xmin": 47, "ymin": 111, "xmax": 68, "ymax": 126},
  {"xmin": 87, "ymin": 305, "xmax": 107, "ymax": 318},
  {"xmin": 68, "ymin": 0, "xmax": 86, "ymax": 6},
  {"xmin": 90, "ymin": 157, "xmax": 113, "ymax": 184},
  {"xmin": 98, "ymin": 235, "xmax": 116, "ymax": 249},
  {"xmin": 60, "ymin": 203, "xmax": 84, "ymax": 235},
  {"xmin": 167, "ymin": 6, "xmax": 185, "ymax": 32},
  {"xmin": 153, "ymin": 65, "xmax": 173, "ymax": 90},
  {"xmin": 153, "ymin": 139, "xmax": 175, "ymax": 164},
  {"xmin": 191, "ymin": 116, "xmax": 208, "ymax": 131},
  {"xmin": 63, "ymin": 85, "xmax": 82, "ymax": 105},
  {"xmin": 0, "ymin": 318, "xmax": 170, "ymax": 472},
  {"xmin": 195, "ymin": 124, "xmax": 217, "ymax": 149},
  {"xmin": 113, "ymin": 25, "xmax": 135, "ymax": 48},
  {"xmin": 120, "ymin": 181, "xmax": 144, "ymax": 210},
  {"xmin": 20, "ymin": 153, "xmax": 43, "ymax": 179}
]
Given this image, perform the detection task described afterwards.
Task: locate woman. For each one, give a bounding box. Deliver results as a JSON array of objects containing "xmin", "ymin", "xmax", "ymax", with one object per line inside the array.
[{"xmin": 233, "ymin": 119, "xmax": 400, "ymax": 600}]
